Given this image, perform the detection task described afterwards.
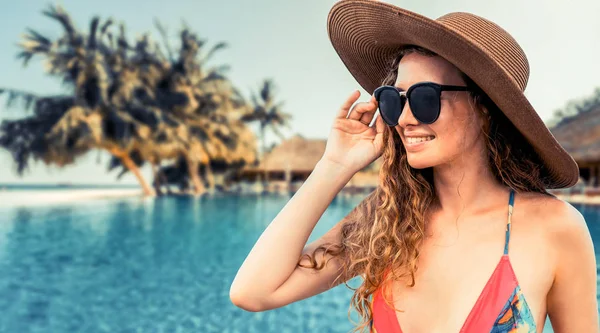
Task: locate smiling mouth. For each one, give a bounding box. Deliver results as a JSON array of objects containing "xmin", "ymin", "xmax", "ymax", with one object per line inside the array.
[{"xmin": 406, "ymin": 136, "xmax": 435, "ymax": 144}]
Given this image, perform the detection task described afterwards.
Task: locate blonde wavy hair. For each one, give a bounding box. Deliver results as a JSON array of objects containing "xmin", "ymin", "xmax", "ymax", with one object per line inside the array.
[{"xmin": 298, "ymin": 45, "xmax": 551, "ymax": 333}]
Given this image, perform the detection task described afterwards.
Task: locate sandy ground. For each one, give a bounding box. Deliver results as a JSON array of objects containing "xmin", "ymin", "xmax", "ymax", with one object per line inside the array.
[{"xmin": 0, "ymin": 188, "xmax": 144, "ymax": 208}]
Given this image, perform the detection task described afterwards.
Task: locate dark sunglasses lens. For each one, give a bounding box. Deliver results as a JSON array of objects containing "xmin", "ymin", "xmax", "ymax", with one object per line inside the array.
[
  {"xmin": 378, "ymin": 88, "xmax": 404, "ymax": 126},
  {"xmin": 410, "ymin": 86, "xmax": 440, "ymax": 124}
]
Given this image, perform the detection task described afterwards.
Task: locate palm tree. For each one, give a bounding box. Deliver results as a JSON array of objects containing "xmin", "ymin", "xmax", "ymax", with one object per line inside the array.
[
  {"xmin": 102, "ymin": 21, "xmax": 258, "ymax": 196},
  {"xmin": 149, "ymin": 24, "xmax": 246, "ymax": 195},
  {"xmin": 0, "ymin": 95, "xmax": 79, "ymax": 173},
  {"xmin": 8, "ymin": 6, "xmax": 161, "ymax": 195},
  {"xmin": 1, "ymin": 6, "xmax": 260, "ymax": 197},
  {"xmin": 99, "ymin": 25, "xmax": 185, "ymax": 196},
  {"xmin": 241, "ymin": 79, "xmax": 292, "ymax": 186},
  {"xmin": 1, "ymin": 6, "xmax": 162, "ymax": 196}
]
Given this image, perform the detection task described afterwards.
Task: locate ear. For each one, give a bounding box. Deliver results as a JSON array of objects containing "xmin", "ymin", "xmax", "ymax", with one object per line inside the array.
[{"xmin": 479, "ymin": 106, "xmax": 491, "ymax": 131}]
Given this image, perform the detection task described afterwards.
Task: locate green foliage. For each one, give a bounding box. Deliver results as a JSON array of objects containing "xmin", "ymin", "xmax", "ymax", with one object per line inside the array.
[
  {"xmin": 549, "ymin": 87, "xmax": 600, "ymax": 128},
  {"xmin": 241, "ymin": 79, "xmax": 292, "ymax": 159},
  {"xmin": 0, "ymin": 5, "xmax": 270, "ymax": 193}
]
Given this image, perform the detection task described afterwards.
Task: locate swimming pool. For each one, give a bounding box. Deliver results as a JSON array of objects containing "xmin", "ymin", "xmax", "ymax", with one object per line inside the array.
[{"xmin": 0, "ymin": 194, "xmax": 596, "ymax": 332}]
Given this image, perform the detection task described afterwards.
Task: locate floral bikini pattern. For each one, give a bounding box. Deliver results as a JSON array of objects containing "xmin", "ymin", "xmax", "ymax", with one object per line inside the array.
[{"xmin": 490, "ymin": 285, "xmax": 536, "ymax": 333}]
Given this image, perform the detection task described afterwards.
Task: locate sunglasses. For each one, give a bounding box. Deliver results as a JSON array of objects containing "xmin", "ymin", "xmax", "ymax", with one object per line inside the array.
[{"xmin": 374, "ymin": 82, "xmax": 471, "ymax": 126}]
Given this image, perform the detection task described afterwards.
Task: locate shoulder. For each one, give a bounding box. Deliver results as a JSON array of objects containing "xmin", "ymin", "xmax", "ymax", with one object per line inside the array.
[
  {"xmin": 517, "ymin": 193, "xmax": 599, "ymax": 328},
  {"xmin": 515, "ymin": 191, "xmax": 593, "ymax": 265},
  {"xmin": 515, "ymin": 191, "xmax": 587, "ymax": 237}
]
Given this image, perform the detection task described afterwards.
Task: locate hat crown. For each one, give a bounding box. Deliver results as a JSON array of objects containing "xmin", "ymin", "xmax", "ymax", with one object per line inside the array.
[{"xmin": 436, "ymin": 12, "xmax": 530, "ymax": 91}]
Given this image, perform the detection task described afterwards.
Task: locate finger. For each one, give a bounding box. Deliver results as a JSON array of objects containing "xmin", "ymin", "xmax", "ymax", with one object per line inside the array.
[
  {"xmin": 359, "ymin": 109, "xmax": 377, "ymax": 125},
  {"xmin": 374, "ymin": 110, "xmax": 386, "ymax": 133},
  {"xmin": 373, "ymin": 121, "xmax": 385, "ymax": 154},
  {"xmin": 348, "ymin": 97, "xmax": 377, "ymax": 121},
  {"xmin": 358, "ymin": 96, "xmax": 378, "ymax": 124},
  {"xmin": 336, "ymin": 90, "xmax": 361, "ymax": 118}
]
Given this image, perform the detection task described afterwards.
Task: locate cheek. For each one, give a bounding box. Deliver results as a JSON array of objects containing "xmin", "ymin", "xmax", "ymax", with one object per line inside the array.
[{"xmin": 431, "ymin": 107, "xmax": 481, "ymax": 155}]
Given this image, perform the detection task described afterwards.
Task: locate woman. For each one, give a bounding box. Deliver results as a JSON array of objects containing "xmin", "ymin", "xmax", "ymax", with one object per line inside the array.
[{"xmin": 230, "ymin": 1, "xmax": 598, "ymax": 332}]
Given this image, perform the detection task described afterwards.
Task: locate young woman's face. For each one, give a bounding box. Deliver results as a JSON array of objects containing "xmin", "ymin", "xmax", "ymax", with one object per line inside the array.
[{"xmin": 394, "ymin": 52, "xmax": 485, "ymax": 169}]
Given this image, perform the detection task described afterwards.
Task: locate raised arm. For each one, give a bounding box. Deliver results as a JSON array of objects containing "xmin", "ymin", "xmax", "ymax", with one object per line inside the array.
[{"xmin": 229, "ymin": 90, "xmax": 384, "ymax": 311}]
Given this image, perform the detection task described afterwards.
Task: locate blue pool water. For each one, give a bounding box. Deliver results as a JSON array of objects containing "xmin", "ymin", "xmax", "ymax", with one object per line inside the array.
[{"xmin": 0, "ymin": 194, "xmax": 597, "ymax": 332}]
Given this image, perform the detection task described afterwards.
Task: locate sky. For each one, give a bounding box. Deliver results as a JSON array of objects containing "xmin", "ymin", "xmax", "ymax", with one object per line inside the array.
[{"xmin": 1, "ymin": 0, "xmax": 599, "ymax": 184}]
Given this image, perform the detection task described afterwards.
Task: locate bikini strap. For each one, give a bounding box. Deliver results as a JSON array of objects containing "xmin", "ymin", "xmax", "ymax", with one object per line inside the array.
[{"xmin": 503, "ymin": 189, "xmax": 515, "ymax": 255}]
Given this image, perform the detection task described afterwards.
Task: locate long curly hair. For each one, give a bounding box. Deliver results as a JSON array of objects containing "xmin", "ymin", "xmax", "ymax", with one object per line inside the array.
[{"xmin": 298, "ymin": 45, "xmax": 552, "ymax": 333}]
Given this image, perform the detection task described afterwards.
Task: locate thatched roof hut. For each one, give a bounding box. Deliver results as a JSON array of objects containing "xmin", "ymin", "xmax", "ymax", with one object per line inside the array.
[
  {"xmin": 261, "ymin": 134, "xmax": 325, "ymax": 172},
  {"xmin": 240, "ymin": 134, "xmax": 326, "ymax": 181},
  {"xmin": 552, "ymin": 107, "xmax": 600, "ymax": 186},
  {"xmin": 238, "ymin": 134, "xmax": 380, "ymax": 193},
  {"xmin": 552, "ymin": 107, "xmax": 600, "ymax": 163}
]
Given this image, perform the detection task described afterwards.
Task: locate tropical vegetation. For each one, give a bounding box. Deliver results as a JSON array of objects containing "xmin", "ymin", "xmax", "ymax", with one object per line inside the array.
[{"xmin": 0, "ymin": 5, "xmax": 292, "ymax": 196}]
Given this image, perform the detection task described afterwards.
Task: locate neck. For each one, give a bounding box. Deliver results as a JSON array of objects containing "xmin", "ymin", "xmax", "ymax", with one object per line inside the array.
[{"xmin": 430, "ymin": 155, "xmax": 508, "ymax": 218}]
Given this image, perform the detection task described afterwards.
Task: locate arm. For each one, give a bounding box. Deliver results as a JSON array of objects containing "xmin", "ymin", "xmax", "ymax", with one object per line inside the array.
[
  {"xmin": 229, "ymin": 159, "xmax": 356, "ymax": 311},
  {"xmin": 547, "ymin": 202, "xmax": 599, "ymax": 332},
  {"xmin": 230, "ymin": 90, "xmax": 384, "ymax": 312}
]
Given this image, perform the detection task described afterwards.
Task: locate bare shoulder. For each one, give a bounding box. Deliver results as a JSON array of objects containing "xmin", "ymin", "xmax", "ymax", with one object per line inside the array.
[
  {"xmin": 511, "ymin": 191, "xmax": 597, "ymax": 325},
  {"xmin": 515, "ymin": 191, "xmax": 590, "ymax": 251},
  {"xmin": 515, "ymin": 193, "xmax": 599, "ymax": 330}
]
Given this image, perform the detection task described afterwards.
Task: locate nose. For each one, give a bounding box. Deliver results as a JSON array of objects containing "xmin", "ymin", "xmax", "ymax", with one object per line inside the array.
[{"xmin": 397, "ymin": 101, "xmax": 419, "ymax": 128}]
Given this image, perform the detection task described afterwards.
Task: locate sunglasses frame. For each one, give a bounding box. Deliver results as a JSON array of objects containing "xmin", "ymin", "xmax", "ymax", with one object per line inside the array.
[{"xmin": 374, "ymin": 82, "xmax": 471, "ymax": 126}]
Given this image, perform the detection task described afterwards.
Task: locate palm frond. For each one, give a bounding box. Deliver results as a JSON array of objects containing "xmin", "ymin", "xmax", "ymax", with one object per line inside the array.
[
  {"xmin": 154, "ymin": 18, "xmax": 174, "ymax": 62},
  {"xmin": 267, "ymin": 123, "xmax": 286, "ymax": 140},
  {"xmin": 0, "ymin": 95, "xmax": 76, "ymax": 174},
  {"xmin": 42, "ymin": 5, "xmax": 78, "ymax": 41},
  {"xmin": 100, "ymin": 19, "xmax": 113, "ymax": 37},
  {"xmin": 259, "ymin": 79, "xmax": 275, "ymax": 103},
  {"xmin": 117, "ymin": 24, "xmax": 129, "ymax": 51},
  {"xmin": 87, "ymin": 16, "xmax": 100, "ymax": 49},
  {"xmin": 0, "ymin": 88, "xmax": 39, "ymax": 111},
  {"xmin": 202, "ymin": 41, "xmax": 227, "ymax": 63},
  {"xmin": 203, "ymin": 70, "xmax": 227, "ymax": 82},
  {"xmin": 17, "ymin": 28, "xmax": 53, "ymax": 66}
]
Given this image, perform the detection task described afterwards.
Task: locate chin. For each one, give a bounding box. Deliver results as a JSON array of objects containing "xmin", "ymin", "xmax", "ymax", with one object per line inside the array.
[{"xmin": 406, "ymin": 154, "xmax": 436, "ymax": 169}]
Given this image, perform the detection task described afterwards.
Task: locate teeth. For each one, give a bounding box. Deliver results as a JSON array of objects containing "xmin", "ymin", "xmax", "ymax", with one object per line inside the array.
[{"xmin": 407, "ymin": 136, "xmax": 434, "ymax": 144}]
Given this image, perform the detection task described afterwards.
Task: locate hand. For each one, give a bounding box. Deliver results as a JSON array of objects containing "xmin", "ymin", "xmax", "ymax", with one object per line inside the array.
[{"xmin": 321, "ymin": 90, "xmax": 385, "ymax": 175}]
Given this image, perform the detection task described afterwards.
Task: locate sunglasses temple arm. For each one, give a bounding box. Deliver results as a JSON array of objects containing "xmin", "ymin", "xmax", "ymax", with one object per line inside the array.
[{"xmin": 369, "ymin": 110, "xmax": 379, "ymax": 127}]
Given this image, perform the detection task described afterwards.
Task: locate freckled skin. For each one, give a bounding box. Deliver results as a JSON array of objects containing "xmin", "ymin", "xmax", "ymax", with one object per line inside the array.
[{"xmin": 394, "ymin": 53, "xmax": 486, "ymax": 170}]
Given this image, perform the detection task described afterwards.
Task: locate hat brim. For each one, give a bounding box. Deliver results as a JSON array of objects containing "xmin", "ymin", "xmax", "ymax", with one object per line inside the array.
[{"xmin": 327, "ymin": 0, "xmax": 578, "ymax": 189}]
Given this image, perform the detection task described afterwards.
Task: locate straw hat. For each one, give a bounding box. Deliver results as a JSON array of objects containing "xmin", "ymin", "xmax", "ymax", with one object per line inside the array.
[{"xmin": 327, "ymin": 0, "xmax": 578, "ymax": 189}]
